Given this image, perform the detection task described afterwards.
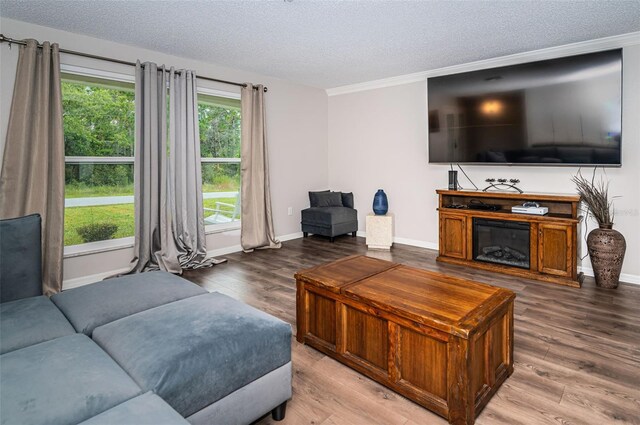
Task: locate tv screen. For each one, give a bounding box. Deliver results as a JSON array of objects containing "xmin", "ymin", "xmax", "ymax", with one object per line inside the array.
[{"xmin": 427, "ymin": 49, "xmax": 622, "ymax": 166}]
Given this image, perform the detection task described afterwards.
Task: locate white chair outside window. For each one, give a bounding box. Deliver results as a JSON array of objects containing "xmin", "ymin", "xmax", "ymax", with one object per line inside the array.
[{"xmin": 204, "ymin": 193, "xmax": 241, "ymax": 225}]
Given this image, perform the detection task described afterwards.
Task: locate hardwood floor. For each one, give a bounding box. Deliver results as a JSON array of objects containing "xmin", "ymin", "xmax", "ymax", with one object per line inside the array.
[{"xmin": 183, "ymin": 236, "xmax": 640, "ymax": 425}]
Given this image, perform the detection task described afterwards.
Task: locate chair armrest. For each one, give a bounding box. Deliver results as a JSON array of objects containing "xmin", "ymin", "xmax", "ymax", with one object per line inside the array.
[{"xmin": 214, "ymin": 202, "xmax": 235, "ymax": 209}]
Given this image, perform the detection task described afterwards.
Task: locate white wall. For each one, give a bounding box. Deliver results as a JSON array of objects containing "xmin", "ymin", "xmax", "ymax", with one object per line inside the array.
[
  {"xmin": 0, "ymin": 18, "xmax": 328, "ymax": 285},
  {"xmin": 328, "ymin": 43, "xmax": 640, "ymax": 282}
]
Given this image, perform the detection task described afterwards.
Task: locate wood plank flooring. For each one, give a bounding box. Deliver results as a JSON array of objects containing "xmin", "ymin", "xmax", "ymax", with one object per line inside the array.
[{"xmin": 183, "ymin": 236, "xmax": 640, "ymax": 425}]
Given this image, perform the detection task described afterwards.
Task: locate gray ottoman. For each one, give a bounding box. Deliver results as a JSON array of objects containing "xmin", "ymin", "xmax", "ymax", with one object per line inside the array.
[
  {"xmin": 0, "ymin": 334, "xmax": 142, "ymax": 425},
  {"xmin": 92, "ymin": 292, "xmax": 292, "ymax": 421},
  {"xmin": 52, "ymin": 271, "xmax": 207, "ymax": 335},
  {"xmin": 0, "ymin": 295, "xmax": 75, "ymax": 354}
]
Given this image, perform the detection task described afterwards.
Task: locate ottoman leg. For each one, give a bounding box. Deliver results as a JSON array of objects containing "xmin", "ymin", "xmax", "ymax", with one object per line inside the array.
[
  {"xmin": 351, "ymin": 231, "xmax": 357, "ymax": 237},
  {"xmin": 329, "ymin": 237, "xmax": 335, "ymax": 243},
  {"xmin": 303, "ymin": 232, "xmax": 308, "ymax": 238},
  {"xmin": 271, "ymin": 401, "xmax": 287, "ymax": 421}
]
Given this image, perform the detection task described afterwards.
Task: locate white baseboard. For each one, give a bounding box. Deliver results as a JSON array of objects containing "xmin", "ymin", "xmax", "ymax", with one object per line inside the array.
[
  {"xmin": 206, "ymin": 231, "xmax": 304, "ymax": 258},
  {"xmin": 206, "ymin": 244, "xmax": 243, "ymax": 258},
  {"xmin": 279, "ymin": 232, "xmax": 305, "ymax": 242},
  {"xmin": 62, "ymin": 267, "xmax": 131, "ymax": 290},
  {"xmin": 357, "ymin": 231, "xmax": 439, "ymax": 251},
  {"xmin": 392, "ymin": 237, "xmax": 439, "ymax": 251}
]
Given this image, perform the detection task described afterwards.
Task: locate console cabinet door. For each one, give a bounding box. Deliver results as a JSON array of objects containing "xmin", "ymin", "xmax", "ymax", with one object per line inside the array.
[
  {"xmin": 538, "ymin": 223, "xmax": 572, "ymax": 277},
  {"xmin": 439, "ymin": 213, "xmax": 467, "ymax": 259}
]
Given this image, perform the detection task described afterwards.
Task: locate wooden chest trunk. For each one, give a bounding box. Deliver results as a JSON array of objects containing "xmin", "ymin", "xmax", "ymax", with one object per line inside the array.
[{"xmin": 295, "ymin": 255, "xmax": 515, "ymax": 425}]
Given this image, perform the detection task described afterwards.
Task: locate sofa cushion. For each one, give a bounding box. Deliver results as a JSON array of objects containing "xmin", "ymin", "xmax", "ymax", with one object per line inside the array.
[
  {"xmin": 301, "ymin": 207, "xmax": 358, "ymax": 226},
  {"xmin": 340, "ymin": 192, "xmax": 354, "ymax": 209},
  {"xmin": 51, "ymin": 271, "xmax": 207, "ymax": 336},
  {"xmin": 0, "ymin": 214, "xmax": 42, "ymax": 303},
  {"xmin": 93, "ymin": 292, "xmax": 292, "ymax": 417},
  {"xmin": 0, "ymin": 334, "xmax": 142, "ymax": 425},
  {"xmin": 78, "ymin": 392, "xmax": 188, "ymax": 425},
  {"xmin": 308, "ymin": 190, "xmax": 330, "ymax": 207},
  {"xmin": 0, "ymin": 295, "xmax": 75, "ymax": 354}
]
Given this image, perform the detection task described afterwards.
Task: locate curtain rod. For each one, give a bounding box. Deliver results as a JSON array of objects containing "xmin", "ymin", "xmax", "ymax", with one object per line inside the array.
[{"xmin": 0, "ymin": 34, "xmax": 267, "ymax": 92}]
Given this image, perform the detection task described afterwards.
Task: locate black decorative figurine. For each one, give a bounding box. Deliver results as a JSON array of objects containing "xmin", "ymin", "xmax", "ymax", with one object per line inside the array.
[{"xmin": 482, "ymin": 178, "xmax": 522, "ymax": 193}]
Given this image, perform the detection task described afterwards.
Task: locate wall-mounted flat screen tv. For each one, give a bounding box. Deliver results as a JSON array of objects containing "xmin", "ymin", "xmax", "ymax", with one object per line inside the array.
[{"xmin": 428, "ymin": 49, "xmax": 622, "ymax": 166}]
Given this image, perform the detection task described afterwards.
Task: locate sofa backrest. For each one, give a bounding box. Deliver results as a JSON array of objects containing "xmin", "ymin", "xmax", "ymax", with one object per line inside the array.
[{"xmin": 0, "ymin": 214, "xmax": 43, "ymax": 303}]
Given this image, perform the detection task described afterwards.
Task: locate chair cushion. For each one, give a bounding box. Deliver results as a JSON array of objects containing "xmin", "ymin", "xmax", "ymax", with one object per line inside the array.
[
  {"xmin": 341, "ymin": 192, "xmax": 354, "ymax": 209},
  {"xmin": 51, "ymin": 271, "xmax": 207, "ymax": 336},
  {"xmin": 78, "ymin": 392, "xmax": 188, "ymax": 425},
  {"xmin": 0, "ymin": 295, "xmax": 75, "ymax": 354},
  {"xmin": 93, "ymin": 292, "xmax": 292, "ymax": 417},
  {"xmin": 308, "ymin": 190, "xmax": 330, "ymax": 207},
  {"xmin": 301, "ymin": 206, "xmax": 358, "ymax": 226},
  {"xmin": 314, "ymin": 192, "xmax": 343, "ymax": 207},
  {"xmin": 0, "ymin": 214, "xmax": 42, "ymax": 303},
  {"xmin": 0, "ymin": 334, "xmax": 142, "ymax": 425}
]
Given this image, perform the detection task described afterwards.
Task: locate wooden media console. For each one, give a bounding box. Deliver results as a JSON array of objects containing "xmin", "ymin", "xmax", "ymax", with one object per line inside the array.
[{"xmin": 437, "ymin": 189, "xmax": 583, "ymax": 287}]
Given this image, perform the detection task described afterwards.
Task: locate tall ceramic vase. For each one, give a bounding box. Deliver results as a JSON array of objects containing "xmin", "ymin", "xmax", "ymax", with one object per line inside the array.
[
  {"xmin": 373, "ymin": 189, "xmax": 388, "ymax": 215},
  {"xmin": 587, "ymin": 224, "xmax": 626, "ymax": 289}
]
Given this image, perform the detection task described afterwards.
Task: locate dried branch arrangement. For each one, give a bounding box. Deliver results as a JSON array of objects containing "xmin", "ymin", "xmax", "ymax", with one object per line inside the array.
[{"xmin": 572, "ymin": 170, "xmax": 614, "ymax": 226}]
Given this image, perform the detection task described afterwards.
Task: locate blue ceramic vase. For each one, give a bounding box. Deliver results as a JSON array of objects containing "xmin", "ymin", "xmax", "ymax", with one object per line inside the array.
[{"xmin": 373, "ymin": 189, "xmax": 388, "ymax": 215}]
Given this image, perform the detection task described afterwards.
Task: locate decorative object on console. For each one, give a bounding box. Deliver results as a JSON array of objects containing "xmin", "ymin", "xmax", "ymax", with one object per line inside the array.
[
  {"xmin": 372, "ymin": 189, "xmax": 388, "ymax": 215},
  {"xmin": 448, "ymin": 170, "xmax": 458, "ymax": 190},
  {"xmin": 572, "ymin": 172, "xmax": 626, "ymax": 289},
  {"xmin": 482, "ymin": 178, "xmax": 523, "ymax": 193}
]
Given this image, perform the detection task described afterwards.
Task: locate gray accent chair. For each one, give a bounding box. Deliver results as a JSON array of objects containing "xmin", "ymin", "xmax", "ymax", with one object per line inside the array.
[
  {"xmin": 0, "ymin": 214, "xmax": 292, "ymax": 425},
  {"xmin": 301, "ymin": 190, "xmax": 358, "ymax": 242}
]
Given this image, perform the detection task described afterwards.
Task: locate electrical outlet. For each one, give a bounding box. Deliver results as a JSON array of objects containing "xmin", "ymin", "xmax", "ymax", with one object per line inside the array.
[{"xmin": 287, "ymin": 207, "xmax": 293, "ymax": 216}]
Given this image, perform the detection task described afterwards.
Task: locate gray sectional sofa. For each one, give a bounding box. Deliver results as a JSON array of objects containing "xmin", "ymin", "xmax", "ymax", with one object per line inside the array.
[{"xmin": 0, "ymin": 214, "xmax": 292, "ymax": 425}]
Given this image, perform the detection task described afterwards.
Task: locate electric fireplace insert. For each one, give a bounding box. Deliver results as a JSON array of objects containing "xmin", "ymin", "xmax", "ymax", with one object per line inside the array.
[{"xmin": 473, "ymin": 218, "xmax": 530, "ymax": 269}]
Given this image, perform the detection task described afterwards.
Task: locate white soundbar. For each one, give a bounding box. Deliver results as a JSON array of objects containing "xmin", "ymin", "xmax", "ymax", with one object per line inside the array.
[{"xmin": 511, "ymin": 206, "xmax": 549, "ymax": 215}]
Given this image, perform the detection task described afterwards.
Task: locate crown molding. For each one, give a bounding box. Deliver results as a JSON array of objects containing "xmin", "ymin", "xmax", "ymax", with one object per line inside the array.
[{"xmin": 326, "ymin": 31, "xmax": 640, "ymax": 96}]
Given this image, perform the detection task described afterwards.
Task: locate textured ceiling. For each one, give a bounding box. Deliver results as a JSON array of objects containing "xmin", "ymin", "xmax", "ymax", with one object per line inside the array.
[{"xmin": 1, "ymin": 0, "xmax": 639, "ymax": 89}]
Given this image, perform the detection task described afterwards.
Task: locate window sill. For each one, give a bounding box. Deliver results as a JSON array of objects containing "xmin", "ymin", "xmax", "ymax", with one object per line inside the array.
[
  {"xmin": 64, "ymin": 237, "xmax": 135, "ymax": 258},
  {"xmin": 63, "ymin": 223, "xmax": 240, "ymax": 258},
  {"xmin": 205, "ymin": 221, "xmax": 241, "ymax": 234}
]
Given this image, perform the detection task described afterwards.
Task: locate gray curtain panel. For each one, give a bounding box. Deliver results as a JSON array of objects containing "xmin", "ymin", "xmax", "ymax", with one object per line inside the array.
[
  {"xmin": 129, "ymin": 61, "xmax": 181, "ymax": 273},
  {"xmin": 240, "ymin": 84, "xmax": 280, "ymax": 251},
  {"xmin": 168, "ymin": 68, "xmax": 216, "ymax": 269},
  {"xmin": 0, "ymin": 39, "xmax": 64, "ymax": 296}
]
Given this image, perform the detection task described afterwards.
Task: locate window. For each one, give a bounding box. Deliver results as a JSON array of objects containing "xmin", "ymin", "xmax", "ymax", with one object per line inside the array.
[
  {"xmin": 62, "ymin": 73, "xmax": 136, "ymax": 247},
  {"xmin": 61, "ymin": 72, "xmax": 240, "ymax": 250},
  {"xmin": 198, "ymin": 92, "xmax": 241, "ymax": 228}
]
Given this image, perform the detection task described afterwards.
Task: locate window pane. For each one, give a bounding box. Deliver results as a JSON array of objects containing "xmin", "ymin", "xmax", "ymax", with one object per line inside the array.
[
  {"xmin": 202, "ymin": 163, "xmax": 240, "ymax": 225},
  {"xmin": 62, "ymin": 79, "xmax": 135, "ymax": 157},
  {"xmin": 198, "ymin": 95, "xmax": 241, "ymax": 159},
  {"xmin": 62, "ymin": 73, "xmax": 136, "ymax": 247},
  {"xmin": 64, "ymin": 163, "xmax": 135, "ymax": 246}
]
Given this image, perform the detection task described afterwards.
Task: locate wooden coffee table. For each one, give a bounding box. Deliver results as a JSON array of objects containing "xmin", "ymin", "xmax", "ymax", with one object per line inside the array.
[{"xmin": 295, "ymin": 255, "xmax": 515, "ymax": 425}]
